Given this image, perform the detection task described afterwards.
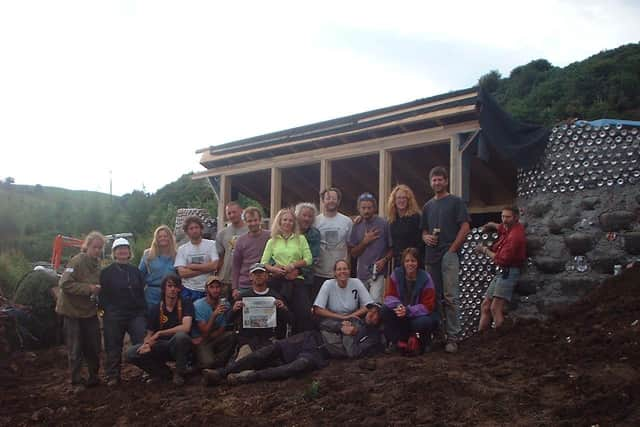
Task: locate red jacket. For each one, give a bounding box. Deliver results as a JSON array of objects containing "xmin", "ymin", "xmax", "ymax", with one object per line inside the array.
[{"xmin": 491, "ymin": 222, "xmax": 527, "ymax": 268}]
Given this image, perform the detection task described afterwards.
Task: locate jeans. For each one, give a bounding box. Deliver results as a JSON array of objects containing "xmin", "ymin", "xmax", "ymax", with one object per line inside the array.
[
  {"xmin": 144, "ymin": 286, "xmax": 162, "ymax": 307},
  {"xmin": 195, "ymin": 331, "xmax": 237, "ymax": 369},
  {"xmin": 180, "ymin": 288, "xmax": 206, "ymax": 302},
  {"xmin": 126, "ymin": 331, "xmax": 192, "ymax": 378},
  {"xmin": 63, "ymin": 316, "xmax": 101, "ymax": 385},
  {"xmin": 381, "ymin": 306, "xmax": 439, "ymax": 344},
  {"xmin": 221, "ymin": 341, "xmax": 316, "ymax": 382},
  {"xmin": 103, "ymin": 313, "xmax": 146, "ymax": 380},
  {"xmin": 426, "ymin": 251, "xmax": 461, "ymax": 340}
]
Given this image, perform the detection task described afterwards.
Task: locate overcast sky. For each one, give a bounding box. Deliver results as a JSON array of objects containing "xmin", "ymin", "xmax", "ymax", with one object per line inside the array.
[{"xmin": 1, "ymin": 0, "xmax": 638, "ymax": 196}]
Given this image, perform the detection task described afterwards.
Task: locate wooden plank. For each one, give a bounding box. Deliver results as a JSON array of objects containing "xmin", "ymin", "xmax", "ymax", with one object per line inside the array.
[
  {"xmin": 217, "ymin": 175, "xmax": 231, "ymax": 229},
  {"xmin": 320, "ymin": 158, "xmax": 332, "ymax": 203},
  {"xmin": 193, "ymin": 121, "xmax": 480, "ymax": 180},
  {"xmin": 460, "ymin": 128, "xmax": 481, "ymax": 153},
  {"xmin": 449, "ymin": 134, "xmax": 463, "ymax": 196},
  {"xmin": 468, "ymin": 204, "xmax": 513, "ymax": 214},
  {"xmin": 199, "ymin": 104, "xmax": 478, "ymax": 164}
]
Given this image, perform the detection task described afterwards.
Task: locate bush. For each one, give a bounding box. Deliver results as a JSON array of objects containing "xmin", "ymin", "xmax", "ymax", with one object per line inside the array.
[{"xmin": 0, "ymin": 251, "xmax": 32, "ymax": 299}]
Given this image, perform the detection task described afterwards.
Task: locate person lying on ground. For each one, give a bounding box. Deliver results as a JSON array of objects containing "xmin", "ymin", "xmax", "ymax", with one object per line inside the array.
[
  {"xmin": 383, "ymin": 247, "xmax": 438, "ymax": 355},
  {"xmin": 202, "ymin": 302, "xmax": 384, "ymax": 386},
  {"xmin": 125, "ymin": 273, "xmax": 193, "ymax": 386},
  {"xmin": 223, "ymin": 263, "xmax": 293, "ymax": 363},
  {"xmin": 312, "ymin": 259, "xmax": 373, "ymax": 332},
  {"xmin": 192, "ymin": 276, "xmax": 236, "ymax": 370}
]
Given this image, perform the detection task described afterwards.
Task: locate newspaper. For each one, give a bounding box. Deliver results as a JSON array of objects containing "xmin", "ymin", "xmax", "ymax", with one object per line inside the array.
[{"xmin": 242, "ymin": 296, "xmax": 276, "ymax": 328}]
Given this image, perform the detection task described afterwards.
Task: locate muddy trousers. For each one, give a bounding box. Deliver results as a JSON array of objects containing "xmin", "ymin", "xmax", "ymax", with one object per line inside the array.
[
  {"xmin": 102, "ymin": 313, "xmax": 146, "ymax": 381},
  {"xmin": 271, "ymin": 278, "xmax": 315, "ymax": 334},
  {"xmin": 126, "ymin": 332, "xmax": 192, "ymax": 379},
  {"xmin": 426, "ymin": 251, "xmax": 461, "ymax": 341},
  {"xmin": 221, "ymin": 343, "xmax": 316, "ymax": 382},
  {"xmin": 63, "ymin": 316, "xmax": 101, "ymax": 385},
  {"xmin": 195, "ymin": 331, "xmax": 237, "ymax": 369}
]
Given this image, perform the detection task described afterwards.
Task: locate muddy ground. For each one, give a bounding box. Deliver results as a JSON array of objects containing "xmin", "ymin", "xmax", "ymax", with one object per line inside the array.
[{"xmin": 1, "ymin": 266, "xmax": 639, "ymax": 426}]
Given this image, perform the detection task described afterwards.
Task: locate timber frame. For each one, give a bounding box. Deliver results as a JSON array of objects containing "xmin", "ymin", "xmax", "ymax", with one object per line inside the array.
[{"xmin": 194, "ymin": 87, "xmax": 516, "ymax": 227}]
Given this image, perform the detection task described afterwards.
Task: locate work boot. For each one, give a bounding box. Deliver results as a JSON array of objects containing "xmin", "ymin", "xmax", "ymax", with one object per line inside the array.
[
  {"xmin": 106, "ymin": 378, "xmax": 120, "ymax": 387},
  {"xmin": 227, "ymin": 370, "xmax": 257, "ymax": 385},
  {"xmin": 444, "ymin": 341, "xmax": 459, "ymax": 354},
  {"xmin": 201, "ymin": 369, "xmax": 225, "ymax": 387}
]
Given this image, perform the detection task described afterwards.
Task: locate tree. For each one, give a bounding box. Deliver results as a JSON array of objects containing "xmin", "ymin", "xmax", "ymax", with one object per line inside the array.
[
  {"xmin": 4, "ymin": 177, "xmax": 15, "ymax": 185},
  {"xmin": 479, "ymin": 70, "xmax": 502, "ymax": 93}
]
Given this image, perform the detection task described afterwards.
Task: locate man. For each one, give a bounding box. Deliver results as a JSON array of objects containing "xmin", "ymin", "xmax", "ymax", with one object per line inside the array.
[
  {"xmin": 215, "ymin": 202, "xmax": 248, "ymax": 298},
  {"xmin": 125, "ymin": 274, "xmax": 193, "ymax": 386},
  {"xmin": 313, "ymin": 187, "xmax": 353, "ymax": 300},
  {"xmin": 175, "ymin": 216, "xmax": 219, "ymax": 301},
  {"xmin": 226, "ymin": 263, "xmax": 293, "ymax": 359},
  {"xmin": 475, "ymin": 206, "xmax": 527, "ymax": 331},
  {"xmin": 203, "ymin": 302, "xmax": 384, "ymax": 386},
  {"xmin": 192, "ymin": 276, "xmax": 236, "ymax": 369},
  {"xmin": 420, "ymin": 166, "xmax": 470, "ymax": 353},
  {"xmin": 348, "ymin": 192, "xmax": 392, "ymax": 303},
  {"xmin": 231, "ymin": 207, "xmax": 271, "ymax": 299}
]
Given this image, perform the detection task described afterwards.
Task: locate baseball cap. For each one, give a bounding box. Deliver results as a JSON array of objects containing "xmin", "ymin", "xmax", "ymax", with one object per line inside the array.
[
  {"xmin": 249, "ymin": 263, "xmax": 267, "ymax": 273},
  {"xmin": 206, "ymin": 276, "xmax": 222, "ymax": 286},
  {"xmin": 366, "ymin": 302, "xmax": 383, "ymax": 310},
  {"xmin": 112, "ymin": 237, "xmax": 130, "ymax": 250}
]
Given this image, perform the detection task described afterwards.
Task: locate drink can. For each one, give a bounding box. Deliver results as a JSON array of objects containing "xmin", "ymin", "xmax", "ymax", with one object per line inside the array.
[{"xmin": 613, "ymin": 264, "xmax": 622, "ymax": 276}]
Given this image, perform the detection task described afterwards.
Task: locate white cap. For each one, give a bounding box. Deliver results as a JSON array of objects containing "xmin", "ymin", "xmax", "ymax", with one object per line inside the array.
[{"xmin": 112, "ymin": 237, "xmax": 130, "ymax": 250}]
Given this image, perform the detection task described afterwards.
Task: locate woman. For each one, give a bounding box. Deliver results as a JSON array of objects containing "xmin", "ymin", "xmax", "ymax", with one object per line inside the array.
[
  {"xmin": 387, "ymin": 184, "xmax": 423, "ymax": 269},
  {"xmin": 383, "ymin": 247, "xmax": 438, "ymax": 354},
  {"xmin": 261, "ymin": 208, "xmax": 313, "ymax": 334},
  {"xmin": 294, "ymin": 202, "xmax": 321, "ymax": 299},
  {"xmin": 100, "ymin": 238, "xmax": 147, "ymax": 386},
  {"xmin": 55, "ymin": 231, "xmax": 105, "ymax": 392},
  {"xmin": 139, "ymin": 225, "xmax": 177, "ymax": 306}
]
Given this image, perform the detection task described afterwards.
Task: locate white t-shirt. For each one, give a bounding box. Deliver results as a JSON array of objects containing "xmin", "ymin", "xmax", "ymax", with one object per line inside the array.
[
  {"xmin": 314, "ymin": 213, "xmax": 353, "ymax": 278},
  {"xmin": 313, "ymin": 278, "xmax": 373, "ymax": 315},
  {"xmin": 175, "ymin": 239, "xmax": 219, "ymax": 291}
]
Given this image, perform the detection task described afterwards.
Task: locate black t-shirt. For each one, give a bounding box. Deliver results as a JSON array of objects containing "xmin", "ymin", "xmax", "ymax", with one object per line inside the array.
[
  {"xmin": 390, "ymin": 213, "xmax": 423, "ymax": 267},
  {"xmin": 229, "ymin": 288, "xmax": 292, "ymax": 341},
  {"xmin": 99, "ymin": 263, "xmax": 147, "ymax": 317},
  {"xmin": 148, "ymin": 298, "xmax": 195, "ymax": 338},
  {"xmin": 420, "ymin": 195, "xmax": 470, "ymax": 263}
]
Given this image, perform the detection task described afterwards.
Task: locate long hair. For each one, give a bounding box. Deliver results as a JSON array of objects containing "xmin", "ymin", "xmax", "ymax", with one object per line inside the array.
[
  {"xmin": 387, "ymin": 184, "xmax": 420, "ymax": 223},
  {"xmin": 81, "ymin": 231, "xmax": 105, "ymax": 253},
  {"xmin": 270, "ymin": 208, "xmax": 299, "ymax": 238},
  {"xmin": 147, "ymin": 225, "xmax": 177, "ymax": 261},
  {"xmin": 160, "ymin": 273, "xmax": 182, "ymax": 300}
]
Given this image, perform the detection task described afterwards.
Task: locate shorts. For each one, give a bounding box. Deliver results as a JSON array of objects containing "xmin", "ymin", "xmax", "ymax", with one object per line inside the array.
[{"xmin": 485, "ymin": 267, "xmax": 520, "ymax": 302}]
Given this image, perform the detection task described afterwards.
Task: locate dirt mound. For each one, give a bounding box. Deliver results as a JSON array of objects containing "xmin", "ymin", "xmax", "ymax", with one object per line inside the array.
[{"xmin": 1, "ymin": 267, "xmax": 639, "ymax": 426}]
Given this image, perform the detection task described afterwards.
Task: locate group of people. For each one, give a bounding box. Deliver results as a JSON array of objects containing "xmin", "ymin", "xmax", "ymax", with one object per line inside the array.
[{"xmin": 54, "ymin": 165, "xmax": 527, "ymax": 391}]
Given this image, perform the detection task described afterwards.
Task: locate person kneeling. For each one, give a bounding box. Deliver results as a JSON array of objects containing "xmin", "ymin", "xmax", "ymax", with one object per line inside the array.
[
  {"xmin": 383, "ymin": 248, "xmax": 438, "ymax": 355},
  {"xmin": 203, "ymin": 303, "xmax": 384, "ymax": 386},
  {"xmin": 126, "ymin": 274, "xmax": 194, "ymax": 386}
]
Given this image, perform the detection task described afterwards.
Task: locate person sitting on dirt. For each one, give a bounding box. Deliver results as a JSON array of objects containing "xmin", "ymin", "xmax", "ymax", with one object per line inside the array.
[
  {"xmin": 55, "ymin": 231, "xmax": 105, "ymax": 393},
  {"xmin": 125, "ymin": 273, "xmax": 194, "ymax": 386},
  {"xmin": 224, "ymin": 263, "xmax": 293, "ymax": 362},
  {"xmin": 382, "ymin": 247, "xmax": 438, "ymax": 355},
  {"xmin": 202, "ymin": 302, "xmax": 384, "ymax": 386},
  {"xmin": 99, "ymin": 238, "xmax": 147, "ymax": 387},
  {"xmin": 312, "ymin": 259, "xmax": 373, "ymax": 332},
  {"xmin": 192, "ymin": 276, "xmax": 236, "ymax": 370},
  {"xmin": 475, "ymin": 206, "xmax": 527, "ymax": 331}
]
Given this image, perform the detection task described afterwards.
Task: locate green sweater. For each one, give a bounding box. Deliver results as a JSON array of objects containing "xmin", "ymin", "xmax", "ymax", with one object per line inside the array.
[
  {"xmin": 55, "ymin": 252, "xmax": 100, "ymax": 318},
  {"xmin": 261, "ymin": 234, "xmax": 312, "ymax": 280}
]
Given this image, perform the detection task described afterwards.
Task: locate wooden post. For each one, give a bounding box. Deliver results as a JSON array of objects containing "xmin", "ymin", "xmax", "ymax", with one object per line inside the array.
[
  {"xmin": 319, "ymin": 159, "xmax": 332, "ymax": 208},
  {"xmin": 218, "ymin": 174, "xmax": 231, "ymax": 229},
  {"xmin": 449, "ymin": 134, "xmax": 463, "ymax": 196},
  {"xmin": 270, "ymin": 167, "xmax": 282, "ymax": 223},
  {"xmin": 379, "ymin": 149, "xmax": 392, "ymax": 218}
]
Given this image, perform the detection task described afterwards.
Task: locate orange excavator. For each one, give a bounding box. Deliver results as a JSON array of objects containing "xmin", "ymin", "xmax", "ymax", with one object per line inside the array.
[{"xmin": 50, "ymin": 235, "xmax": 83, "ymax": 271}]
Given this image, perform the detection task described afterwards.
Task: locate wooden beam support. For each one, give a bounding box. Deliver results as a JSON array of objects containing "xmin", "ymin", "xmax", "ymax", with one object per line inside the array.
[
  {"xmin": 378, "ymin": 150, "xmax": 391, "ymax": 218},
  {"xmin": 270, "ymin": 167, "xmax": 282, "ymax": 222},
  {"xmin": 460, "ymin": 128, "xmax": 481, "ymax": 153},
  {"xmin": 217, "ymin": 175, "xmax": 231, "ymax": 229},
  {"xmin": 449, "ymin": 133, "xmax": 463, "ymax": 196}
]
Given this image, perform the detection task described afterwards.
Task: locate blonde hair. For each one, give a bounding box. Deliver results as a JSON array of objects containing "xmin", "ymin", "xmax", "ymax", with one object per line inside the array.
[
  {"xmin": 147, "ymin": 225, "xmax": 177, "ymax": 260},
  {"xmin": 81, "ymin": 231, "xmax": 105, "ymax": 253},
  {"xmin": 270, "ymin": 208, "xmax": 299, "ymax": 238},
  {"xmin": 387, "ymin": 184, "xmax": 421, "ymax": 223}
]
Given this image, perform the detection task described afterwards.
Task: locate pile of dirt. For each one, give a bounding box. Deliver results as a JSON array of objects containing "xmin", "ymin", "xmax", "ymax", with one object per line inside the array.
[{"xmin": 1, "ymin": 266, "xmax": 639, "ymax": 426}]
